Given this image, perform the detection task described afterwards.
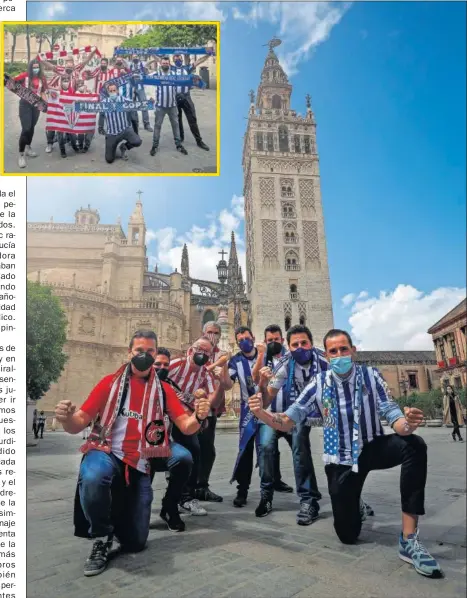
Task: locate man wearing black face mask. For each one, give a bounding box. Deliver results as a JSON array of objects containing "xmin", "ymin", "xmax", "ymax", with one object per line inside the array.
[
  {"xmin": 171, "ymin": 50, "xmax": 210, "ymax": 151},
  {"xmin": 127, "ymin": 53, "xmax": 153, "ymax": 132},
  {"xmin": 251, "ymin": 324, "xmax": 293, "ymax": 494},
  {"xmin": 90, "ymin": 57, "xmax": 120, "ymax": 134},
  {"xmin": 55, "ymin": 330, "xmax": 210, "ymax": 576},
  {"xmin": 168, "ymin": 337, "xmax": 221, "ymax": 515}
]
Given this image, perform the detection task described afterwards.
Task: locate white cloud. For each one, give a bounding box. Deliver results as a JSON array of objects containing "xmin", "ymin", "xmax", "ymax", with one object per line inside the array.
[
  {"xmin": 44, "ymin": 2, "xmax": 66, "ymax": 18},
  {"xmin": 232, "ymin": 2, "xmax": 350, "ymax": 76},
  {"xmin": 341, "ymin": 293, "xmax": 355, "ymax": 307},
  {"xmin": 148, "ymin": 194, "xmax": 245, "ymax": 281},
  {"xmin": 344, "ymin": 285, "xmax": 466, "ymax": 350},
  {"xmin": 134, "ymin": 1, "xmax": 226, "ymax": 22}
]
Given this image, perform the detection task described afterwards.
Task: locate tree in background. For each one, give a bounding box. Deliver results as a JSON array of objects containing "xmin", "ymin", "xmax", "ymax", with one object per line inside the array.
[
  {"xmin": 27, "ymin": 281, "xmax": 68, "ymax": 402},
  {"xmin": 121, "ymin": 24, "xmax": 217, "ymax": 50},
  {"xmin": 4, "ymin": 24, "xmax": 28, "ymax": 62},
  {"xmin": 28, "ymin": 25, "xmax": 77, "ymax": 52}
]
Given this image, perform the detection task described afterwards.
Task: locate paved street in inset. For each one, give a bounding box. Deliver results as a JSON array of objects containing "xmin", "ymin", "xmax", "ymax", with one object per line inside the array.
[
  {"xmin": 27, "ymin": 427, "xmax": 466, "ymax": 598},
  {"xmin": 4, "ymin": 88, "xmax": 218, "ymax": 174}
]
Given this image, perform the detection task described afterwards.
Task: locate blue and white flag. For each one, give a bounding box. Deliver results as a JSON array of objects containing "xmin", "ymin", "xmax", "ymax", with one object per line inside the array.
[
  {"xmin": 114, "ymin": 46, "xmax": 214, "ymax": 56},
  {"xmin": 141, "ymin": 74, "xmax": 205, "ymax": 89},
  {"xmin": 74, "ymin": 99, "xmax": 155, "ymax": 113}
]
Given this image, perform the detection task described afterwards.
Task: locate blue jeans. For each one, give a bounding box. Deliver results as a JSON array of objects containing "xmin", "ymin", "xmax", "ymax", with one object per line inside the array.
[
  {"xmin": 78, "ymin": 449, "xmax": 153, "ymax": 550},
  {"xmin": 149, "ymin": 441, "xmax": 193, "ymax": 506},
  {"xmin": 258, "ymin": 423, "xmax": 322, "ymax": 505}
]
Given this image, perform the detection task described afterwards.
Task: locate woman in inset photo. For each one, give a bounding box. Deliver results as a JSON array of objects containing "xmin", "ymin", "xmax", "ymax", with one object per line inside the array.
[{"xmin": 443, "ymin": 385, "xmax": 464, "ymax": 442}]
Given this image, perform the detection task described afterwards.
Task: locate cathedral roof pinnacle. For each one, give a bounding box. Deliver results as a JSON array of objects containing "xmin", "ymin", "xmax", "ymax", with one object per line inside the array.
[
  {"xmin": 129, "ymin": 194, "xmax": 145, "ymax": 224},
  {"xmin": 181, "ymin": 243, "xmax": 190, "ymax": 278}
]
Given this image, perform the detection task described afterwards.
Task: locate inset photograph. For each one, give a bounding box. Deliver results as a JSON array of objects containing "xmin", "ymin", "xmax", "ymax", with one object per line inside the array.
[{"xmin": 2, "ymin": 22, "xmax": 219, "ymax": 175}]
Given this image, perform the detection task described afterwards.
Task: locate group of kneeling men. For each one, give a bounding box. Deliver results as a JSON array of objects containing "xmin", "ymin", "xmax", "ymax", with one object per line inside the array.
[{"xmin": 55, "ymin": 321, "xmax": 443, "ymax": 580}]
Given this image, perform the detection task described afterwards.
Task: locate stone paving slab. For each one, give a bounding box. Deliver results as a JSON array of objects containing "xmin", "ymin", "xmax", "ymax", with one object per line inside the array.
[
  {"xmin": 4, "ymin": 88, "xmax": 218, "ymax": 174},
  {"xmin": 27, "ymin": 427, "xmax": 466, "ymax": 597}
]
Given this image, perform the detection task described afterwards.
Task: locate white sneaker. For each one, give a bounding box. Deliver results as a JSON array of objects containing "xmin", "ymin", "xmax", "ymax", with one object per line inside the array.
[
  {"xmin": 25, "ymin": 146, "xmax": 38, "ymax": 158},
  {"xmin": 18, "ymin": 155, "xmax": 26, "ymax": 169},
  {"xmin": 180, "ymin": 499, "xmax": 207, "ymax": 516},
  {"xmin": 45, "ymin": 144, "xmax": 53, "ymax": 153}
]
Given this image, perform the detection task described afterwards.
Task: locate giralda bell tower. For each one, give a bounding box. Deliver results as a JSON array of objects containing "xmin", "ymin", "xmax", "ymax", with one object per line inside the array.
[{"xmin": 243, "ymin": 39, "xmax": 334, "ymax": 346}]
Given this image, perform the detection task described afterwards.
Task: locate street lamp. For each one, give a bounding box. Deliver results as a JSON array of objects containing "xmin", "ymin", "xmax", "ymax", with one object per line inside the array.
[
  {"xmin": 196, "ymin": 301, "xmax": 203, "ymax": 314},
  {"xmin": 216, "ymin": 249, "xmax": 228, "ymax": 285}
]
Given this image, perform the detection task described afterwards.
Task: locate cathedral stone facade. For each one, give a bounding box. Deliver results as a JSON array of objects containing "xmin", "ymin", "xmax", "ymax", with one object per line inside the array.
[
  {"xmin": 243, "ymin": 43, "xmax": 334, "ymax": 342},
  {"xmin": 27, "ymin": 201, "xmax": 247, "ymax": 412}
]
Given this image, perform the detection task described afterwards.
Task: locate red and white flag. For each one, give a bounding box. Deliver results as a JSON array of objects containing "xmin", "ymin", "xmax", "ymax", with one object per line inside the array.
[
  {"xmin": 46, "ymin": 90, "xmax": 99, "ymax": 134},
  {"xmin": 37, "ymin": 46, "xmax": 100, "ymax": 61}
]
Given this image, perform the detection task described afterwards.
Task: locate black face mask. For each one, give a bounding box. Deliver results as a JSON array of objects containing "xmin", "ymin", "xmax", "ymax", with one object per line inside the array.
[
  {"xmin": 193, "ymin": 353, "xmax": 209, "ymax": 367},
  {"xmin": 65, "ymin": 68, "xmax": 73, "ymax": 74},
  {"xmin": 116, "ymin": 61, "xmax": 122, "ymax": 67},
  {"xmin": 161, "ymin": 66, "xmax": 170, "ymax": 72},
  {"xmin": 133, "ymin": 58, "xmax": 139, "ymax": 63},
  {"xmin": 131, "ymin": 352, "xmax": 155, "ymax": 372},
  {"xmin": 156, "ymin": 367, "xmax": 169, "ymax": 381},
  {"xmin": 266, "ymin": 341, "xmax": 283, "ymax": 361},
  {"xmin": 101, "ymin": 65, "xmax": 107, "ymax": 71}
]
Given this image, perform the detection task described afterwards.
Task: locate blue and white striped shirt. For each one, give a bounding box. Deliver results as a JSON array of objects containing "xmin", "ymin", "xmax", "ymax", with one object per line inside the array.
[
  {"xmin": 130, "ymin": 60, "xmax": 146, "ymax": 89},
  {"xmin": 104, "ymin": 96, "xmax": 130, "ymax": 136},
  {"xmin": 269, "ymin": 348, "xmax": 329, "ymax": 411},
  {"xmin": 171, "ymin": 64, "xmax": 194, "ymax": 94},
  {"xmin": 286, "ymin": 367, "xmax": 405, "ymax": 465},
  {"xmin": 228, "ymin": 351, "xmax": 261, "ymax": 403},
  {"xmin": 149, "ymin": 68, "xmax": 177, "ymax": 108}
]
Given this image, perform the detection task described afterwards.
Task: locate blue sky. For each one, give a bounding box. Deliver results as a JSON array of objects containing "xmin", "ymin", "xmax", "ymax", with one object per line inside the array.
[{"xmin": 27, "ymin": 1, "xmax": 466, "ymax": 350}]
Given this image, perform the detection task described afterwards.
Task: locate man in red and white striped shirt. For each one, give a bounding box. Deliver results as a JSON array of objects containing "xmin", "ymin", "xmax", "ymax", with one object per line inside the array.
[
  {"xmin": 41, "ymin": 50, "xmax": 98, "ymax": 90},
  {"xmin": 169, "ymin": 337, "xmax": 222, "ymax": 515},
  {"xmin": 87, "ymin": 57, "xmax": 121, "ymax": 134}
]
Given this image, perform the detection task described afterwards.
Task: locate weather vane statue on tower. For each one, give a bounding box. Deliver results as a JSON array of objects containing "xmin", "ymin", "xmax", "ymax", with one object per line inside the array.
[{"xmin": 264, "ymin": 36, "xmax": 282, "ymax": 51}]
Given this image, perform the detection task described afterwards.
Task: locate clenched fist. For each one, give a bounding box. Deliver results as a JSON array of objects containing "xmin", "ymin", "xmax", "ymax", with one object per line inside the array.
[
  {"xmin": 259, "ymin": 366, "xmax": 273, "ymax": 382},
  {"xmin": 193, "ymin": 389, "xmax": 207, "ymax": 400},
  {"xmin": 248, "ymin": 393, "xmax": 263, "ymax": 415},
  {"xmin": 195, "ymin": 396, "xmax": 211, "ymax": 420},
  {"xmin": 55, "ymin": 400, "xmax": 77, "ymax": 423},
  {"xmin": 403, "ymin": 407, "xmax": 424, "ymax": 429},
  {"xmin": 256, "ymin": 342, "xmax": 267, "ymax": 354}
]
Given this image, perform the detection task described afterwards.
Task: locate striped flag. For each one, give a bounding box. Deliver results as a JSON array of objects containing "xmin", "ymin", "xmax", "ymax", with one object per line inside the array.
[
  {"xmin": 46, "ymin": 90, "xmax": 98, "ymax": 134},
  {"xmin": 37, "ymin": 46, "xmax": 100, "ymax": 61}
]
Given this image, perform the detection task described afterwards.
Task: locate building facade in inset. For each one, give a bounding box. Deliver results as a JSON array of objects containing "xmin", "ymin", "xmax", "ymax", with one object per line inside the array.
[{"xmin": 242, "ymin": 40, "xmax": 334, "ymax": 344}]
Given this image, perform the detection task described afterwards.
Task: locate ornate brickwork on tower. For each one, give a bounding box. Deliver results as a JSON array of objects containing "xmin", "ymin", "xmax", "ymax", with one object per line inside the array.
[{"xmin": 242, "ymin": 40, "xmax": 334, "ymax": 345}]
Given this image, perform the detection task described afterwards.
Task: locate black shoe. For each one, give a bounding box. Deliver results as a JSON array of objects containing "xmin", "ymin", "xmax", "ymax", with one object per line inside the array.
[
  {"xmin": 98, "ymin": 127, "xmax": 105, "ymax": 135},
  {"xmin": 197, "ymin": 141, "xmax": 210, "ymax": 151},
  {"xmin": 233, "ymin": 493, "xmax": 247, "ymax": 508},
  {"xmin": 180, "ymin": 137, "xmax": 184, "ymax": 143},
  {"xmin": 177, "ymin": 145, "xmax": 188, "ymax": 155},
  {"xmin": 255, "ymin": 499, "xmax": 272, "ymax": 518},
  {"xmin": 60, "ymin": 149, "xmax": 67, "ymax": 158},
  {"xmin": 274, "ymin": 480, "xmax": 293, "ymax": 493},
  {"xmin": 160, "ymin": 507, "xmax": 185, "ymax": 532},
  {"xmin": 149, "ymin": 145, "xmax": 158, "ymax": 156},
  {"xmin": 196, "ymin": 488, "xmax": 223, "ymax": 502},
  {"xmin": 82, "ymin": 146, "xmax": 89, "ymax": 154},
  {"xmin": 83, "ymin": 536, "xmax": 113, "ymax": 577},
  {"xmin": 296, "ymin": 502, "xmax": 319, "ymax": 526},
  {"xmin": 144, "ymin": 124, "xmax": 153, "ymax": 132}
]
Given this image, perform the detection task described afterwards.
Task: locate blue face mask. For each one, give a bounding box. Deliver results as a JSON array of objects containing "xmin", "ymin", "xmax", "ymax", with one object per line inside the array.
[
  {"xmin": 174, "ymin": 59, "xmax": 183, "ymax": 67},
  {"xmin": 291, "ymin": 347, "xmax": 313, "ymax": 365},
  {"xmin": 239, "ymin": 338, "xmax": 254, "ymax": 354},
  {"xmin": 330, "ymin": 356, "xmax": 353, "ymax": 375},
  {"xmin": 109, "ymin": 92, "xmax": 118, "ymax": 99}
]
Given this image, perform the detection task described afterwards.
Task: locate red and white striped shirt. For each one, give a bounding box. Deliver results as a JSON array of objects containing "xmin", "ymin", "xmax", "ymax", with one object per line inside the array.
[
  {"xmin": 169, "ymin": 358, "xmax": 216, "ymax": 407},
  {"xmin": 89, "ymin": 67, "xmax": 120, "ymax": 94},
  {"xmin": 48, "ymin": 63, "xmax": 86, "ymax": 90},
  {"xmin": 81, "ymin": 374, "xmax": 185, "ymax": 473},
  {"xmin": 14, "ymin": 72, "xmax": 47, "ymax": 94}
]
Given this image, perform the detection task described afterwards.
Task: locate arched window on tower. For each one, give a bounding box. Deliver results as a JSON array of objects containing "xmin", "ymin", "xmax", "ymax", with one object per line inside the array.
[
  {"xmin": 285, "ymin": 250, "xmax": 300, "ymax": 271},
  {"xmin": 267, "ymin": 132, "xmax": 274, "ymax": 152},
  {"xmin": 271, "ymin": 94, "xmax": 282, "ymax": 109},
  {"xmin": 290, "ymin": 284, "xmax": 299, "ymax": 301},
  {"xmin": 294, "ymin": 135, "xmax": 301, "ymax": 153},
  {"xmin": 282, "ymin": 203, "xmax": 296, "ymax": 219},
  {"xmin": 278, "ymin": 125, "xmax": 289, "ymax": 152},
  {"xmin": 285, "ymin": 316, "xmax": 291, "ymax": 331},
  {"xmin": 256, "ymin": 132, "xmax": 264, "ymax": 151},
  {"xmin": 202, "ymin": 309, "xmax": 215, "ymax": 325},
  {"xmin": 304, "ymin": 136, "xmax": 311, "ymax": 154},
  {"xmin": 299, "ymin": 314, "xmax": 306, "ymax": 326}
]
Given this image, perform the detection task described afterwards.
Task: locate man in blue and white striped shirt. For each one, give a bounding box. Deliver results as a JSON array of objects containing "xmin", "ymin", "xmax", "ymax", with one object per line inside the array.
[
  {"xmin": 249, "ymin": 328, "xmax": 442, "ymax": 580},
  {"xmin": 148, "ymin": 57, "xmax": 187, "ymax": 156},
  {"xmin": 103, "ymin": 83, "xmax": 142, "ymax": 164},
  {"xmin": 128, "ymin": 53, "xmax": 153, "ymax": 132},
  {"xmin": 172, "ymin": 52, "xmax": 210, "ymax": 151},
  {"xmin": 255, "ymin": 324, "xmax": 327, "ymax": 525}
]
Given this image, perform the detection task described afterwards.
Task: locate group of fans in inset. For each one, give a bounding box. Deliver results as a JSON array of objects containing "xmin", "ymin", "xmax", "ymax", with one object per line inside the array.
[{"xmin": 8, "ymin": 45, "xmax": 213, "ymax": 169}]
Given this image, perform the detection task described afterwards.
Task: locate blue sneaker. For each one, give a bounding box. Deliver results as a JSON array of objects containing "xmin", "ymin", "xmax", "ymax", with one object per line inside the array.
[{"xmin": 399, "ymin": 530, "xmax": 443, "ymax": 578}]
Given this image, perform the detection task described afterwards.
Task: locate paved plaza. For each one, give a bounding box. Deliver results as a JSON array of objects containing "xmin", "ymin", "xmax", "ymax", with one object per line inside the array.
[
  {"xmin": 27, "ymin": 427, "xmax": 466, "ymax": 598},
  {"xmin": 4, "ymin": 88, "xmax": 218, "ymax": 174}
]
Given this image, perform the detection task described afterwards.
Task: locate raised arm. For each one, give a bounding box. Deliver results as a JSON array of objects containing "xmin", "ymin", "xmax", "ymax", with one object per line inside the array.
[
  {"xmin": 39, "ymin": 58, "xmax": 59, "ymax": 73},
  {"xmin": 251, "ymin": 343, "xmax": 266, "ymax": 384},
  {"xmin": 248, "ymin": 393, "xmax": 295, "ymax": 433}
]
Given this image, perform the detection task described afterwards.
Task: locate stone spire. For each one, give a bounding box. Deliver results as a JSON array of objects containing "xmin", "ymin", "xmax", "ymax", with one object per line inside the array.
[
  {"xmin": 227, "ymin": 231, "xmax": 239, "ymax": 289},
  {"xmin": 181, "ymin": 243, "xmax": 189, "ymax": 278},
  {"xmin": 128, "ymin": 195, "xmax": 146, "ymax": 245},
  {"xmin": 257, "ymin": 38, "xmax": 292, "ymax": 111}
]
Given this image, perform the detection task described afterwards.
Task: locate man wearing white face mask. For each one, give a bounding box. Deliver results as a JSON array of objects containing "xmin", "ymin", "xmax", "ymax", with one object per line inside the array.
[
  {"xmin": 249, "ymin": 328, "xmax": 443, "ymax": 580},
  {"xmin": 102, "ymin": 83, "xmax": 142, "ymax": 164}
]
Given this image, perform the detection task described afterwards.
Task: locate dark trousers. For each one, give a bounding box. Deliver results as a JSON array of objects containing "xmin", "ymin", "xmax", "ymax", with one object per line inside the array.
[
  {"xmin": 37, "ymin": 424, "xmax": 45, "ymax": 438},
  {"xmin": 19, "ymin": 99, "xmax": 40, "ymax": 153},
  {"xmin": 325, "ymin": 434, "xmax": 427, "ymax": 545},
  {"xmin": 105, "ymin": 127, "xmax": 142, "ymax": 164},
  {"xmin": 130, "ymin": 111, "xmax": 139, "ymax": 135},
  {"xmin": 46, "ymin": 130, "xmax": 56, "ymax": 145},
  {"xmin": 58, "ymin": 132, "xmax": 78, "ymax": 153},
  {"xmin": 452, "ymin": 420, "xmax": 462, "ymax": 440},
  {"xmin": 198, "ymin": 415, "xmax": 217, "ymax": 488},
  {"xmin": 98, "ymin": 112, "xmax": 105, "ymax": 131},
  {"xmin": 149, "ymin": 441, "xmax": 193, "ymax": 508},
  {"xmin": 176, "ymin": 93, "xmax": 202, "ymax": 144},
  {"xmin": 32, "ymin": 423, "xmax": 38, "ymax": 438},
  {"xmin": 77, "ymin": 133, "xmax": 92, "ymax": 150},
  {"xmin": 133, "ymin": 86, "xmax": 149, "ymax": 126},
  {"xmin": 171, "ymin": 425, "xmax": 200, "ymax": 503},
  {"xmin": 79, "ymin": 450, "xmax": 152, "ymax": 550}
]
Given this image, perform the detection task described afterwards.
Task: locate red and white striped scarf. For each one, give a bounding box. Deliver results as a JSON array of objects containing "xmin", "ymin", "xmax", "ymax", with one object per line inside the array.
[
  {"xmin": 36, "ymin": 46, "xmax": 100, "ymax": 61},
  {"xmin": 80, "ymin": 363, "xmax": 170, "ymax": 460}
]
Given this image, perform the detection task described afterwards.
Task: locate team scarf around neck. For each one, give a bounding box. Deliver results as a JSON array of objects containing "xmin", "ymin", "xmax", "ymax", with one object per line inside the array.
[
  {"xmin": 74, "ymin": 98, "xmax": 154, "ymax": 113},
  {"xmin": 80, "ymin": 362, "xmax": 171, "ymax": 460},
  {"xmin": 321, "ymin": 365, "xmax": 364, "ymax": 472},
  {"xmin": 230, "ymin": 352, "xmax": 259, "ymax": 483},
  {"xmin": 4, "ymin": 74, "xmax": 48, "ymax": 112}
]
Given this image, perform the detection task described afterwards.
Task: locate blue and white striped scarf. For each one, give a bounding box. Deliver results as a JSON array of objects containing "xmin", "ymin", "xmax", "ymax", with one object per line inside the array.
[{"xmin": 321, "ymin": 366, "xmax": 364, "ymax": 472}]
